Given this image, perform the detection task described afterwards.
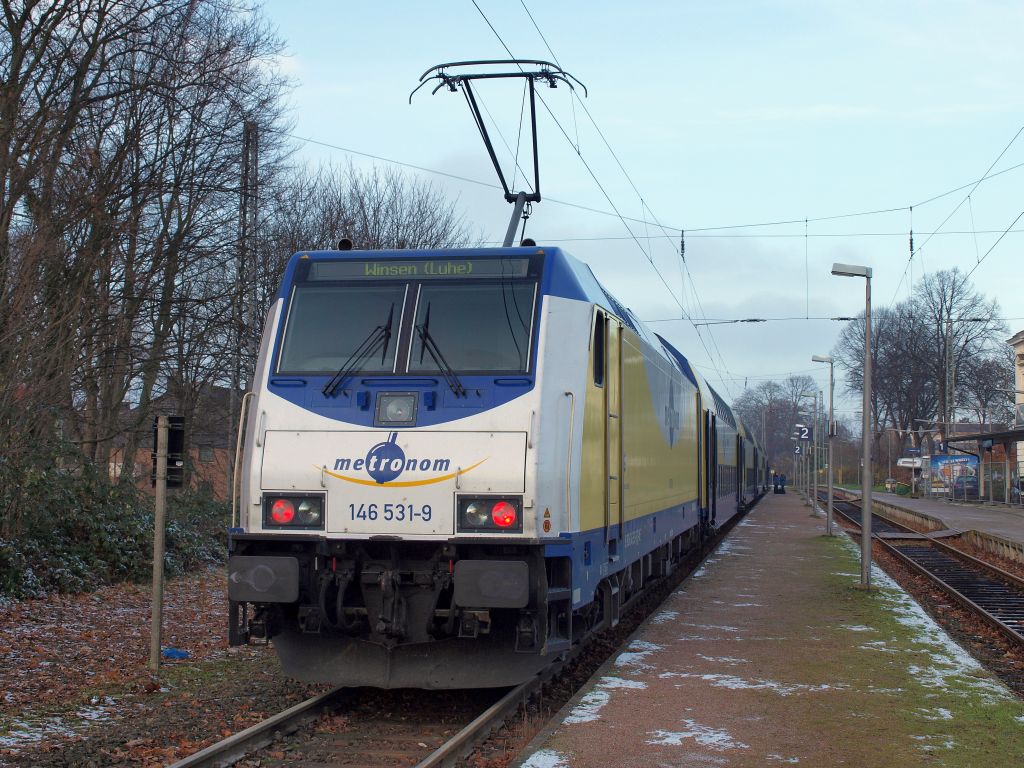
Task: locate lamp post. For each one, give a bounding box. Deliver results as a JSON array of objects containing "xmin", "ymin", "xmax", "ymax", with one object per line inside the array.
[
  {"xmin": 812, "ymin": 355, "xmax": 835, "ymax": 535},
  {"xmin": 832, "ymin": 262, "xmax": 873, "ymax": 587},
  {"xmin": 814, "ymin": 392, "xmax": 820, "ymax": 514}
]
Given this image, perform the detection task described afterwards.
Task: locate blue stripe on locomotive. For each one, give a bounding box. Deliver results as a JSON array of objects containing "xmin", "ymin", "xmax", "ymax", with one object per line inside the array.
[{"xmin": 548, "ymin": 499, "xmax": 704, "ymax": 608}]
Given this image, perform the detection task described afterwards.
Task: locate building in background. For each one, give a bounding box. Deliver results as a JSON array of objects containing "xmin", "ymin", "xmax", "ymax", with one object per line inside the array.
[
  {"xmin": 109, "ymin": 384, "xmax": 237, "ymax": 500},
  {"xmin": 1010, "ymin": 329, "xmax": 1024, "ymax": 496}
]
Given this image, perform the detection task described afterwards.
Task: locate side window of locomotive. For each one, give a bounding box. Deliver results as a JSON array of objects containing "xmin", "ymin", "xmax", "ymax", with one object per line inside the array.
[
  {"xmin": 592, "ymin": 311, "xmax": 606, "ymax": 387},
  {"xmin": 277, "ymin": 283, "xmax": 406, "ymax": 374},
  {"xmin": 408, "ymin": 281, "xmax": 537, "ymax": 373}
]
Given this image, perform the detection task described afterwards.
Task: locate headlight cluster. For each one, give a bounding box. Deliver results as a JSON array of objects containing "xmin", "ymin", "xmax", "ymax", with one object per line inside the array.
[
  {"xmin": 458, "ymin": 496, "xmax": 522, "ymax": 533},
  {"xmin": 263, "ymin": 494, "xmax": 325, "ymax": 530}
]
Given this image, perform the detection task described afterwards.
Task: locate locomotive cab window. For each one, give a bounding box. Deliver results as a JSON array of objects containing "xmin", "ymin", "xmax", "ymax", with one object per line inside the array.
[
  {"xmin": 408, "ymin": 281, "xmax": 537, "ymax": 374},
  {"xmin": 592, "ymin": 311, "xmax": 606, "ymax": 387},
  {"xmin": 277, "ymin": 284, "xmax": 406, "ymax": 374}
]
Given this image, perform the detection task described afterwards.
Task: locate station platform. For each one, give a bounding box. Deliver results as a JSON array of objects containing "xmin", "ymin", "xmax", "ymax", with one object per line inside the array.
[
  {"xmin": 516, "ymin": 492, "xmax": 1024, "ymax": 768},
  {"xmin": 845, "ymin": 488, "xmax": 1024, "ymax": 547}
]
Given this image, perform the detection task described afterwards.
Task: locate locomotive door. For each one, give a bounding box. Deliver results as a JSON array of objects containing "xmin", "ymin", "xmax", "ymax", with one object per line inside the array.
[
  {"xmin": 605, "ymin": 317, "xmax": 624, "ymax": 557},
  {"xmin": 737, "ymin": 437, "xmax": 744, "ymax": 504},
  {"xmin": 704, "ymin": 412, "xmax": 717, "ymax": 527}
]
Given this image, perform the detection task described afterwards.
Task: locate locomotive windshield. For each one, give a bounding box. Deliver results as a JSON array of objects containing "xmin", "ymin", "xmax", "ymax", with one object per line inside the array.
[
  {"xmin": 277, "ymin": 256, "xmax": 540, "ymax": 376},
  {"xmin": 409, "ymin": 282, "xmax": 536, "ymax": 373},
  {"xmin": 277, "ymin": 284, "xmax": 406, "ymax": 374}
]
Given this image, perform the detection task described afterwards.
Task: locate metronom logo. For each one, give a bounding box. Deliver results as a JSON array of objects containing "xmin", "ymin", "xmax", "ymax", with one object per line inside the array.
[{"xmin": 322, "ymin": 433, "xmax": 486, "ymax": 487}]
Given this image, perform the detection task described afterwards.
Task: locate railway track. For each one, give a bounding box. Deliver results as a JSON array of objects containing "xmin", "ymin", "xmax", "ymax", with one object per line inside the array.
[
  {"xmin": 169, "ymin": 685, "xmax": 514, "ymax": 768},
  {"xmin": 830, "ymin": 495, "xmax": 1024, "ymax": 647},
  {"xmin": 170, "ymin": 498, "xmax": 765, "ymax": 768}
]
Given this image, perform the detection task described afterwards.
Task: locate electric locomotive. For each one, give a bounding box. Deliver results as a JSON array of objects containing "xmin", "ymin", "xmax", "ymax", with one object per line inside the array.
[{"xmin": 227, "ymin": 244, "xmax": 765, "ymax": 688}]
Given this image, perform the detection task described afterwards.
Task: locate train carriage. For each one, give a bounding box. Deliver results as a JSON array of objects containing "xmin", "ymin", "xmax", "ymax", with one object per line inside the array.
[{"xmin": 227, "ymin": 245, "xmax": 765, "ymax": 688}]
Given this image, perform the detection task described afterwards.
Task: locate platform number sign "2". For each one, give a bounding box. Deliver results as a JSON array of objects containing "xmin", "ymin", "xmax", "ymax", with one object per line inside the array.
[
  {"xmin": 794, "ymin": 444, "xmax": 803, "ymax": 455},
  {"xmin": 796, "ymin": 425, "xmax": 812, "ymax": 441}
]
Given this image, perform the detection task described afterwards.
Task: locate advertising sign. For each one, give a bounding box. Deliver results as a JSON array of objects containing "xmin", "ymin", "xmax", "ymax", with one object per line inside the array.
[{"xmin": 929, "ymin": 454, "xmax": 978, "ymax": 493}]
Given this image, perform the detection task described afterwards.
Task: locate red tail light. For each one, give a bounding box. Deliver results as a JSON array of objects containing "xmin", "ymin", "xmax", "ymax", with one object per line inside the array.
[
  {"xmin": 492, "ymin": 500, "xmax": 517, "ymax": 528},
  {"xmin": 271, "ymin": 499, "xmax": 295, "ymax": 524}
]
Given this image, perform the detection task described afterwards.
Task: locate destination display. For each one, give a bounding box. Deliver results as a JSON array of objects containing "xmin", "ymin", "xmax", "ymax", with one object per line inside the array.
[{"xmin": 308, "ymin": 258, "xmax": 531, "ymax": 281}]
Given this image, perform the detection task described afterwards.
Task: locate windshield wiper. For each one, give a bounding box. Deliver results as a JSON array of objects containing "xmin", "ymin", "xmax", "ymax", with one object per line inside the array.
[
  {"xmin": 415, "ymin": 303, "xmax": 467, "ymax": 398},
  {"xmin": 323, "ymin": 304, "xmax": 395, "ymax": 397}
]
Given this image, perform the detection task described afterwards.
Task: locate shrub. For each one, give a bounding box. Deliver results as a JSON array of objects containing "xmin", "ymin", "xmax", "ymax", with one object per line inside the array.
[{"xmin": 0, "ymin": 455, "xmax": 229, "ymax": 599}]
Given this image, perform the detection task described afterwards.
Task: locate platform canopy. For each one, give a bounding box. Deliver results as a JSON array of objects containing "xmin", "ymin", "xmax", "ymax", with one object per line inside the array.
[{"xmin": 947, "ymin": 427, "xmax": 1024, "ymax": 444}]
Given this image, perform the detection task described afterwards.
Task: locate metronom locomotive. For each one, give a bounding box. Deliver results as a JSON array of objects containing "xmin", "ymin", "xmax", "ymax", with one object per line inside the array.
[{"xmin": 227, "ymin": 244, "xmax": 766, "ymax": 688}]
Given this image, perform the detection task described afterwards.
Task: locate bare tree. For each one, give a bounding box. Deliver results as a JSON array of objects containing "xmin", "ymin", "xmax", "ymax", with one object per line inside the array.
[
  {"xmin": 833, "ymin": 269, "xmax": 1008, "ymax": 481},
  {"xmin": 732, "ymin": 374, "xmax": 817, "ymax": 471},
  {"xmin": 958, "ymin": 346, "xmax": 1015, "ymax": 426}
]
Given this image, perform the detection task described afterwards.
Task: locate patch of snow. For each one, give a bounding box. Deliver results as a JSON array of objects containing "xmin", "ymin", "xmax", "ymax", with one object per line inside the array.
[
  {"xmin": 917, "ymin": 707, "xmax": 954, "ymax": 721},
  {"xmin": 597, "ymin": 675, "xmax": 647, "ymax": 690},
  {"xmin": 75, "ymin": 705, "xmax": 113, "ymax": 722},
  {"xmin": 714, "ymin": 540, "xmax": 737, "ymax": 556},
  {"xmin": 563, "ymin": 689, "xmax": 610, "ymax": 724},
  {"xmin": 615, "ymin": 640, "xmax": 662, "ymax": 668},
  {"xmin": 859, "ymin": 640, "xmax": 898, "ymax": 654},
  {"xmin": 841, "ymin": 624, "xmax": 875, "ymax": 632},
  {"xmin": 562, "ymin": 675, "xmax": 647, "ymax": 724},
  {"xmin": 696, "ymin": 654, "xmax": 750, "ymax": 665},
  {"xmin": 659, "ymin": 672, "xmax": 844, "ymax": 696},
  {"xmin": 681, "ymin": 623, "xmax": 739, "ymax": 632},
  {"xmin": 520, "ymin": 749, "xmax": 570, "ymax": 768},
  {"xmin": 911, "ymin": 735, "xmax": 956, "ymax": 752},
  {"xmin": 651, "ymin": 610, "xmax": 679, "ymax": 624},
  {"xmin": 0, "ymin": 717, "xmax": 78, "ymax": 749},
  {"xmin": 1015, "ymin": 715, "xmax": 1024, "ymax": 723},
  {"xmin": 768, "ymin": 755, "xmax": 801, "ymax": 764},
  {"xmin": 732, "ymin": 602, "xmax": 763, "ymax": 607},
  {"xmin": 647, "ymin": 720, "xmax": 749, "ymax": 750}
]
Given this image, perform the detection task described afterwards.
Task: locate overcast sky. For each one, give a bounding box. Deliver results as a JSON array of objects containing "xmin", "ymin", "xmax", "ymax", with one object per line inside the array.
[{"xmin": 260, "ymin": 0, "xmax": 1024, "ymax": 419}]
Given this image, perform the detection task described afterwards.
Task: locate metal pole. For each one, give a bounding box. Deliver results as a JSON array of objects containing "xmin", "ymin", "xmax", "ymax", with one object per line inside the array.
[
  {"xmin": 862, "ymin": 275, "xmax": 873, "ymax": 587},
  {"xmin": 812, "ymin": 392, "xmax": 819, "ymax": 514},
  {"xmin": 149, "ymin": 415, "xmax": 168, "ymax": 673},
  {"xmin": 503, "ymin": 191, "xmax": 528, "ymax": 247},
  {"xmin": 827, "ymin": 361, "xmax": 834, "ymax": 535}
]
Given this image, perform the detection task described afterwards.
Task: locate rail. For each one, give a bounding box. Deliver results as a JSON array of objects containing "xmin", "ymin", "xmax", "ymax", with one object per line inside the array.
[{"xmin": 166, "ymin": 687, "xmax": 342, "ymax": 768}]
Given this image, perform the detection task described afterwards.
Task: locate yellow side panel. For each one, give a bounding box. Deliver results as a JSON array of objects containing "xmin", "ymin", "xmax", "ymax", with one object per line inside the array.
[
  {"xmin": 579, "ymin": 319, "xmax": 607, "ymax": 533},
  {"xmin": 621, "ymin": 333, "xmax": 700, "ymax": 521}
]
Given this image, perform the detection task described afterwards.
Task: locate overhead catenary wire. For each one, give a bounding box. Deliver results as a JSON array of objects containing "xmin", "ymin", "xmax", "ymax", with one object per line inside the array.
[
  {"xmin": 270, "ymin": 130, "xmax": 1024, "ymax": 247},
  {"xmin": 510, "ymin": 0, "xmax": 741, "ymax": 397},
  {"xmin": 885, "ymin": 122, "xmax": 1024, "ymax": 309}
]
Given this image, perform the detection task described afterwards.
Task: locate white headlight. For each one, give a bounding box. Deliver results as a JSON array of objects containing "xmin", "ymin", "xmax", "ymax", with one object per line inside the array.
[
  {"xmin": 297, "ymin": 499, "xmax": 322, "ymax": 525},
  {"xmin": 464, "ymin": 501, "xmax": 488, "ymax": 527}
]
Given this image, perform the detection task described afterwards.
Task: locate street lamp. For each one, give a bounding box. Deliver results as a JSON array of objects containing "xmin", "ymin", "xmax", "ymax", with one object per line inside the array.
[
  {"xmin": 812, "ymin": 354, "xmax": 835, "ymax": 535},
  {"xmin": 832, "ymin": 261, "xmax": 873, "ymax": 588}
]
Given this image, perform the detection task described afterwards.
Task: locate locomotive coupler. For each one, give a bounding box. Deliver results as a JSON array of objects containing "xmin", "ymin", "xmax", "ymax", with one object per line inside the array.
[{"xmin": 375, "ymin": 568, "xmax": 407, "ymax": 639}]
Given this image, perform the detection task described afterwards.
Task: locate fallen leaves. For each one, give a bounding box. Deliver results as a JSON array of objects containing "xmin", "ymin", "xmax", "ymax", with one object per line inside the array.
[{"xmin": 1, "ymin": 566, "xmax": 228, "ymax": 718}]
